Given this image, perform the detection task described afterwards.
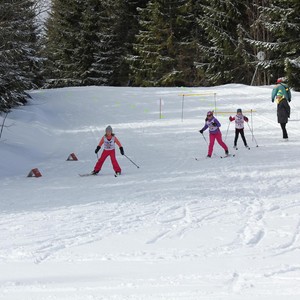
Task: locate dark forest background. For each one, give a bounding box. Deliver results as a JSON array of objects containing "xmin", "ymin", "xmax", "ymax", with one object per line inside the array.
[{"xmin": 1, "ymin": 0, "xmax": 300, "ymax": 112}]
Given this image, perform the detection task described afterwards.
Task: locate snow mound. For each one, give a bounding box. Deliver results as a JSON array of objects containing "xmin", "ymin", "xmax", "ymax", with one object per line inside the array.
[{"xmin": 1, "ymin": 85, "xmax": 300, "ymax": 300}]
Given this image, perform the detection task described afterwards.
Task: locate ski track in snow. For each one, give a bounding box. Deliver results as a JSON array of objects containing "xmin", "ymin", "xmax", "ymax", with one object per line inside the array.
[{"xmin": 1, "ymin": 85, "xmax": 300, "ymax": 299}]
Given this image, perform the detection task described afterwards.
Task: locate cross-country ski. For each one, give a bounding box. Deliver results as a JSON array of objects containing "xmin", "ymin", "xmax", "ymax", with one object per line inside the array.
[
  {"xmin": 79, "ymin": 173, "xmax": 94, "ymax": 177},
  {"xmin": 220, "ymin": 154, "xmax": 236, "ymax": 158}
]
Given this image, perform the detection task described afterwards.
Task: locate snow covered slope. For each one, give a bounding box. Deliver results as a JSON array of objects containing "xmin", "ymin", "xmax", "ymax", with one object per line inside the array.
[{"xmin": 1, "ymin": 84, "xmax": 300, "ymax": 300}]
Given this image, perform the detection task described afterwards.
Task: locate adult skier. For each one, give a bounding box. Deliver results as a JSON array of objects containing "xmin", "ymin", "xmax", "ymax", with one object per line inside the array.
[
  {"xmin": 272, "ymin": 77, "xmax": 291, "ymax": 103},
  {"xmin": 199, "ymin": 111, "xmax": 229, "ymax": 158},
  {"xmin": 92, "ymin": 125, "xmax": 124, "ymax": 175},
  {"xmin": 276, "ymin": 90, "xmax": 290, "ymax": 140},
  {"xmin": 229, "ymin": 108, "xmax": 250, "ymax": 149}
]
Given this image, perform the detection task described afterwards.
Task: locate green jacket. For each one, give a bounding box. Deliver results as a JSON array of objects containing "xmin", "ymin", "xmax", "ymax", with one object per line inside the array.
[{"xmin": 272, "ymin": 83, "xmax": 291, "ymax": 102}]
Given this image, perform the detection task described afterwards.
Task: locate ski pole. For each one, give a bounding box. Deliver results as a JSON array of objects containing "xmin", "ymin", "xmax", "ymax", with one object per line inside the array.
[
  {"xmin": 247, "ymin": 122, "xmax": 258, "ymax": 147},
  {"xmin": 200, "ymin": 132, "xmax": 208, "ymax": 145},
  {"xmin": 200, "ymin": 132, "xmax": 220, "ymax": 157},
  {"xmin": 124, "ymin": 154, "xmax": 140, "ymax": 168},
  {"xmin": 224, "ymin": 120, "xmax": 231, "ymax": 142}
]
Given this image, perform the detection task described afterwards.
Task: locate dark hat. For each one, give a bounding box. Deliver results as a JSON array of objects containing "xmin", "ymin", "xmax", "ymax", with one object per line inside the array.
[
  {"xmin": 237, "ymin": 108, "xmax": 242, "ymax": 113},
  {"xmin": 105, "ymin": 125, "xmax": 113, "ymax": 132}
]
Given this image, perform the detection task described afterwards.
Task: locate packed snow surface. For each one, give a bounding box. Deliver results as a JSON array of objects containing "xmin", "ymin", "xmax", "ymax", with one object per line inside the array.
[{"xmin": 1, "ymin": 84, "xmax": 300, "ymax": 300}]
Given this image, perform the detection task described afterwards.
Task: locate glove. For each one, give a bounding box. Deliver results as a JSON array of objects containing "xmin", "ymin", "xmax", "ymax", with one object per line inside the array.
[
  {"xmin": 120, "ymin": 147, "xmax": 124, "ymax": 155},
  {"xmin": 229, "ymin": 116, "xmax": 234, "ymax": 121},
  {"xmin": 199, "ymin": 129, "xmax": 203, "ymax": 134},
  {"xmin": 95, "ymin": 146, "xmax": 101, "ymax": 154},
  {"xmin": 211, "ymin": 122, "xmax": 217, "ymax": 127},
  {"xmin": 244, "ymin": 117, "xmax": 249, "ymax": 122},
  {"xmin": 205, "ymin": 117, "xmax": 208, "ymax": 121}
]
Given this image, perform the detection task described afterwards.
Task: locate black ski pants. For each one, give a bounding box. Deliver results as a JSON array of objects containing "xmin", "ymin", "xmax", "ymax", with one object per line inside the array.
[
  {"xmin": 280, "ymin": 123, "xmax": 288, "ymax": 139},
  {"xmin": 234, "ymin": 128, "xmax": 247, "ymax": 146}
]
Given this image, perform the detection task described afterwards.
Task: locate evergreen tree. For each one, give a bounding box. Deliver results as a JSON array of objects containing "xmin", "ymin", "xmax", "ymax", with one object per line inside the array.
[
  {"xmin": 80, "ymin": 0, "xmax": 150, "ymax": 86},
  {"xmin": 45, "ymin": 0, "xmax": 145, "ymax": 86},
  {"xmin": 85, "ymin": 0, "xmax": 127, "ymax": 85},
  {"xmin": 196, "ymin": 0, "xmax": 254, "ymax": 85},
  {"xmin": 244, "ymin": 0, "xmax": 272, "ymax": 85},
  {"xmin": 279, "ymin": 0, "xmax": 300, "ymax": 90},
  {"xmin": 45, "ymin": 0, "xmax": 85, "ymax": 86},
  {"xmin": 130, "ymin": 0, "xmax": 199, "ymax": 87},
  {"xmin": 250, "ymin": 0, "xmax": 300, "ymax": 89},
  {"xmin": 0, "ymin": 0, "xmax": 40, "ymax": 112},
  {"xmin": 80, "ymin": 0, "xmax": 110, "ymax": 85},
  {"xmin": 117, "ymin": 0, "xmax": 150, "ymax": 85}
]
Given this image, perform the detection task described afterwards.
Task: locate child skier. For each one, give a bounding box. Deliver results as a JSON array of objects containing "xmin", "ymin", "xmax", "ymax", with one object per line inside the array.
[
  {"xmin": 199, "ymin": 111, "xmax": 229, "ymax": 158},
  {"xmin": 92, "ymin": 125, "xmax": 124, "ymax": 175},
  {"xmin": 229, "ymin": 108, "xmax": 250, "ymax": 149}
]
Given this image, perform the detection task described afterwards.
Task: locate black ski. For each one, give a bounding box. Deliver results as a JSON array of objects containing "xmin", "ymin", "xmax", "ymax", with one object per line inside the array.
[
  {"xmin": 195, "ymin": 154, "xmax": 235, "ymax": 160},
  {"xmin": 79, "ymin": 173, "xmax": 119, "ymax": 177},
  {"xmin": 195, "ymin": 157, "xmax": 211, "ymax": 161},
  {"xmin": 220, "ymin": 154, "xmax": 235, "ymax": 159},
  {"xmin": 233, "ymin": 146, "xmax": 250, "ymax": 150},
  {"xmin": 79, "ymin": 173, "xmax": 95, "ymax": 177}
]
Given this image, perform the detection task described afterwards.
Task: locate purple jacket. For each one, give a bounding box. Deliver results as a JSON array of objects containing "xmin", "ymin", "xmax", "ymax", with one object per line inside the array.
[{"xmin": 201, "ymin": 117, "xmax": 221, "ymax": 134}]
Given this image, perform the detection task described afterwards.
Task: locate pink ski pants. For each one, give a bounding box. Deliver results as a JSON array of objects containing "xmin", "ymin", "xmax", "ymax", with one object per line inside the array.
[
  {"xmin": 208, "ymin": 132, "xmax": 228, "ymax": 156},
  {"xmin": 94, "ymin": 149, "xmax": 121, "ymax": 173}
]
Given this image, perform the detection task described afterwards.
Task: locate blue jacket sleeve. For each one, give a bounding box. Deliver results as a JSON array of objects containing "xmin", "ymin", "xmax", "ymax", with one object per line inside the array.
[{"xmin": 271, "ymin": 87, "xmax": 278, "ymax": 102}]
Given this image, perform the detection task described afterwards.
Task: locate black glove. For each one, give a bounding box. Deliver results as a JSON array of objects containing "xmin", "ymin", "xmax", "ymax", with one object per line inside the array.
[
  {"xmin": 95, "ymin": 146, "xmax": 101, "ymax": 154},
  {"xmin": 212, "ymin": 122, "xmax": 217, "ymax": 126},
  {"xmin": 120, "ymin": 147, "xmax": 124, "ymax": 155},
  {"xmin": 199, "ymin": 129, "xmax": 203, "ymax": 134}
]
